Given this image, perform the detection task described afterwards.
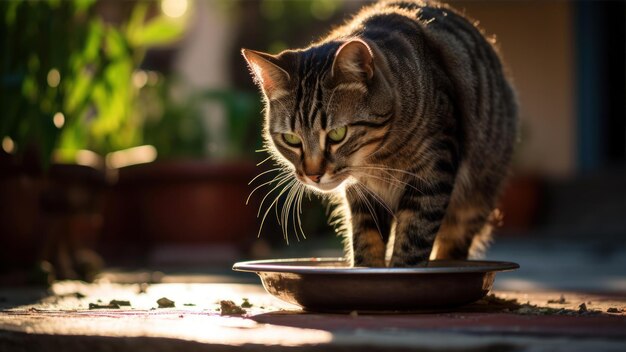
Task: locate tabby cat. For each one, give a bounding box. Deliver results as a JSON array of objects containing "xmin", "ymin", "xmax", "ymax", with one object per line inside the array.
[{"xmin": 242, "ymin": 0, "xmax": 518, "ymax": 267}]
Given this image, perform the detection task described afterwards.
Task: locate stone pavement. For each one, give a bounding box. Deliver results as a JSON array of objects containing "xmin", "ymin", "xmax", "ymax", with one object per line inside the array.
[{"xmin": 1, "ymin": 279, "xmax": 625, "ymax": 352}]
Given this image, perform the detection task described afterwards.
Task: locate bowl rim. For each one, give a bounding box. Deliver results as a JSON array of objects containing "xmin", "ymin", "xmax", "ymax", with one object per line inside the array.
[{"xmin": 232, "ymin": 257, "xmax": 519, "ymax": 275}]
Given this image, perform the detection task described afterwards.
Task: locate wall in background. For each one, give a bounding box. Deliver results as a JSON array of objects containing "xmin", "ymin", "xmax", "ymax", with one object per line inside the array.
[{"xmin": 452, "ymin": 0, "xmax": 576, "ymax": 178}]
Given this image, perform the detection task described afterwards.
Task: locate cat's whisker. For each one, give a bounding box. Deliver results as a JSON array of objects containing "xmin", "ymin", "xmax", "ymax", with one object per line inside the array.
[
  {"xmin": 248, "ymin": 167, "xmax": 283, "ymax": 186},
  {"xmin": 289, "ymin": 184, "xmax": 301, "ymax": 242},
  {"xmin": 349, "ymin": 165, "xmax": 431, "ymax": 184},
  {"xmin": 247, "ymin": 171, "xmax": 291, "ymax": 206},
  {"xmin": 258, "ymin": 179, "xmax": 297, "ymax": 239},
  {"xmin": 281, "ymin": 182, "xmax": 298, "ymax": 241},
  {"xmin": 358, "ymin": 168, "xmax": 435, "ymax": 195},
  {"xmin": 256, "ymin": 156, "xmax": 273, "ymax": 166},
  {"xmin": 350, "ymin": 177, "xmax": 396, "ymax": 219},
  {"xmin": 290, "ymin": 188, "xmax": 298, "ymax": 242},
  {"xmin": 350, "ymin": 169, "xmax": 425, "ymax": 196},
  {"xmin": 296, "ymin": 184, "xmax": 307, "ymax": 240},
  {"xmin": 351, "ymin": 184, "xmax": 383, "ymax": 239},
  {"xmin": 257, "ymin": 174, "xmax": 294, "ymax": 218}
]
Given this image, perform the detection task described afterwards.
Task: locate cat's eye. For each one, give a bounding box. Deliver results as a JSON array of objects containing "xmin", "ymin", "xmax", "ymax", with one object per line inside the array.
[
  {"xmin": 328, "ymin": 126, "xmax": 347, "ymax": 143},
  {"xmin": 282, "ymin": 133, "xmax": 302, "ymax": 146}
]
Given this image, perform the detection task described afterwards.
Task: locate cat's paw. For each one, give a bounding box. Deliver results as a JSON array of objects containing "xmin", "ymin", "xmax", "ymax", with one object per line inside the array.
[
  {"xmin": 352, "ymin": 255, "xmax": 386, "ymax": 268},
  {"xmin": 388, "ymin": 257, "xmax": 429, "ymax": 268}
]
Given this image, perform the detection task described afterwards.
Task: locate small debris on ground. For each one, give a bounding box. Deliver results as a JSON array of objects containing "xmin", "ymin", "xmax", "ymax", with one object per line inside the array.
[
  {"xmin": 183, "ymin": 303, "xmax": 196, "ymax": 307},
  {"xmin": 474, "ymin": 294, "xmax": 601, "ymax": 316},
  {"xmin": 89, "ymin": 302, "xmax": 120, "ymax": 309},
  {"xmin": 219, "ymin": 300, "xmax": 246, "ymax": 315},
  {"xmin": 58, "ymin": 292, "xmax": 86, "ymax": 299},
  {"xmin": 110, "ymin": 300, "xmax": 131, "ymax": 307},
  {"xmin": 547, "ymin": 295, "xmax": 567, "ymax": 304},
  {"xmin": 157, "ymin": 297, "xmax": 175, "ymax": 308},
  {"xmin": 241, "ymin": 298, "xmax": 253, "ymax": 308},
  {"xmin": 137, "ymin": 283, "xmax": 149, "ymax": 294},
  {"xmin": 607, "ymin": 307, "xmax": 623, "ymax": 313},
  {"xmin": 349, "ymin": 310, "xmax": 359, "ymax": 317}
]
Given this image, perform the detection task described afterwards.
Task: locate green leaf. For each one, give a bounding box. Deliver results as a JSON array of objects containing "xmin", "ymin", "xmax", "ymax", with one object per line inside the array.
[
  {"xmin": 73, "ymin": 0, "xmax": 96, "ymax": 14},
  {"xmin": 83, "ymin": 20, "xmax": 103, "ymax": 61},
  {"xmin": 4, "ymin": 1, "xmax": 20, "ymax": 26},
  {"xmin": 125, "ymin": 2, "xmax": 148, "ymax": 41},
  {"xmin": 129, "ymin": 16, "xmax": 185, "ymax": 48},
  {"xmin": 105, "ymin": 27, "xmax": 128, "ymax": 59},
  {"xmin": 65, "ymin": 71, "xmax": 92, "ymax": 114}
]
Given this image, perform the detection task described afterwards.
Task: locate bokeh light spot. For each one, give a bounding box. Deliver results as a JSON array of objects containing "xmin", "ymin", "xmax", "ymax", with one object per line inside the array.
[
  {"xmin": 147, "ymin": 71, "xmax": 160, "ymax": 86},
  {"xmin": 47, "ymin": 68, "xmax": 61, "ymax": 88},
  {"xmin": 2, "ymin": 136, "xmax": 15, "ymax": 154},
  {"xmin": 106, "ymin": 145, "xmax": 157, "ymax": 169},
  {"xmin": 53, "ymin": 112, "xmax": 65, "ymax": 128},
  {"xmin": 132, "ymin": 70, "xmax": 148, "ymax": 89},
  {"xmin": 161, "ymin": 0, "xmax": 188, "ymax": 18}
]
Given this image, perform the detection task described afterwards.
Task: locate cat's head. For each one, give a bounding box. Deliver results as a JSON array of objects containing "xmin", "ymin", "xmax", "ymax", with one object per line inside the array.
[{"xmin": 242, "ymin": 39, "xmax": 393, "ymax": 193}]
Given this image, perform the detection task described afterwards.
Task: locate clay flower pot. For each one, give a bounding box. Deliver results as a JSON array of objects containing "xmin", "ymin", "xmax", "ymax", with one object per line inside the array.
[{"xmin": 102, "ymin": 160, "xmax": 262, "ymax": 257}]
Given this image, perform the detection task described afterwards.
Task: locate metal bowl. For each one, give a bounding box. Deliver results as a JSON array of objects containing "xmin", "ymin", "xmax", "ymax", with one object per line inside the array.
[{"xmin": 233, "ymin": 258, "xmax": 519, "ymax": 312}]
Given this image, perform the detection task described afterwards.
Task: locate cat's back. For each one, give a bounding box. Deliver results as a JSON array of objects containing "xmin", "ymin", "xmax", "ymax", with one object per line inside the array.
[
  {"xmin": 339, "ymin": 0, "xmax": 517, "ymax": 145},
  {"xmin": 329, "ymin": 0, "xmax": 518, "ymax": 189}
]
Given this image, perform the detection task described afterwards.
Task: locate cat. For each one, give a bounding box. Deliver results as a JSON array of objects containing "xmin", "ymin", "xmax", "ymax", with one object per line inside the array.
[{"xmin": 242, "ymin": 0, "xmax": 518, "ymax": 267}]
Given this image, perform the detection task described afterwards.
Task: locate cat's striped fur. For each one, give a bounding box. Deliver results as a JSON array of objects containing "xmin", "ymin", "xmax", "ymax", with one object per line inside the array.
[{"xmin": 243, "ymin": 0, "xmax": 518, "ymax": 267}]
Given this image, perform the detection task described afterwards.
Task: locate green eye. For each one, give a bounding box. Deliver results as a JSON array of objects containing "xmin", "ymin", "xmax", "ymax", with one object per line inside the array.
[
  {"xmin": 282, "ymin": 133, "xmax": 302, "ymax": 146},
  {"xmin": 328, "ymin": 126, "xmax": 347, "ymax": 143}
]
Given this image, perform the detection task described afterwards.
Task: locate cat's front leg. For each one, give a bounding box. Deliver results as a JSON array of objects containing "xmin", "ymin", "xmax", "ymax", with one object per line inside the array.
[
  {"xmin": 345, "ymin": 186, "xmax": 391, "ymax": 267},
  {"xmin": 389, "ymin": 178, "xmax": 453, "ymax": 267}
]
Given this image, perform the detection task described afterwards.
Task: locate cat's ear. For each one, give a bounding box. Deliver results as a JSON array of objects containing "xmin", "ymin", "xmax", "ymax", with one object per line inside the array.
[
  {"xmin": 331, "ymin": 39, "xmax": 374, "ymax": 83},
  {"xmin": 242, "ymin": 49, "xmax": 290, "ymax": 100}
]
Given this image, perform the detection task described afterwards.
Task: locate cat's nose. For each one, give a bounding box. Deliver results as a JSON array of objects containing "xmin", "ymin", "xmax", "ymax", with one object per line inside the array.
[{"xmin": 305, "ymin": 173, "xmax": 322, "ymax": 183}]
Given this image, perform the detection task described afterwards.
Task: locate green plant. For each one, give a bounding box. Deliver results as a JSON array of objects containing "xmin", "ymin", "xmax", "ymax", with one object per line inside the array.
[
  {"xmin": 0, "ymin": 0, "xmax": 185, "ymax": 166},
  {"xmin": 136, "ymin": 76, "xmax": 263, "ymax": 160}
]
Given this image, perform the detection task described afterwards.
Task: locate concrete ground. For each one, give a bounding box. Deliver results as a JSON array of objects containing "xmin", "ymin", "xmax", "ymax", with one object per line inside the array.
[
  {"xmin": 1, "ymin": 238, "xmax": 625, "ymax": 351},
  {"xmin": 0, "ymin": 280, "xmax": 625, "ymax": 352}
]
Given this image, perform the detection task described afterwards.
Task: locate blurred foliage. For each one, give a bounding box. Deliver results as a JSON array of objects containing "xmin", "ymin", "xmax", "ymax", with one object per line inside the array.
[
  {"xmin": 228, "ymin": 0, "xmax": 349, "ymax": 93},
  {"xmin": 139, "ymin": 78, "xmax": 263, "ymax": 160},
  {"xmin": 257, "ymin": 0, "xmax": 343, "ymax": 52},
  {"xmin": 0, "ymin": 0, "xmax": 185, "ymax": 166}
]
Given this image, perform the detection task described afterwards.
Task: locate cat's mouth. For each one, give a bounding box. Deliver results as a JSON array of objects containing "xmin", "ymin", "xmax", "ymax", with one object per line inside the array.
[{"xmin": 299, "ymin": 172, "xmax": 350, "ymax": 192}]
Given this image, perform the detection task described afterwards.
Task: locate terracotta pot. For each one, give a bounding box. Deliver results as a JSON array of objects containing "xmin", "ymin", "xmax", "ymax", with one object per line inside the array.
[
  {"xmin": 103, "ymin": 160, "xmax": 262, "ymax": 251},
  {"xmin": 0, "ymin": 153, "xmax": 106, "ymax": 282},
  {"xmin": 498, "ymin": 174, "xmax": 544, "ymax": 233},
  {"xmin": 0, "ymin": 165, "xmax": 42, "ymax": 269}
]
